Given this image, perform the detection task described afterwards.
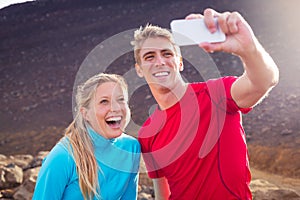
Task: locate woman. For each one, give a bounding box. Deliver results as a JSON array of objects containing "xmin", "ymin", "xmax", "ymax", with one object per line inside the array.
[{"xmin": 33, "ymin": 73, "xmax": 141, "ymax": 200}]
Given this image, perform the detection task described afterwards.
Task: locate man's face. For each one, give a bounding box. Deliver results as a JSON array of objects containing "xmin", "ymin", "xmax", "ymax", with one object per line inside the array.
[{"xmin": 135, "ymin": 37, "xmax": 183, "ymax": 92}]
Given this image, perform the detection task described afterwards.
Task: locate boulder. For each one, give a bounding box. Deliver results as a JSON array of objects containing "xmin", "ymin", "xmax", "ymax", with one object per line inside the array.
[
  {"xmin": 0, "ymin": 163, "xmax": 23, "ymax": 189},
  {"xmin": 251, "ymin": 179, "xmax": 300, "ymax": 200}
]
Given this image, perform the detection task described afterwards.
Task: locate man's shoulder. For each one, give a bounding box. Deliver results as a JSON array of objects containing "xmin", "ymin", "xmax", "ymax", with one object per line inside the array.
[
  {"xmin": 189, "ymin": 76, "xmax": 237, "ymax": 92},
  {"xmin": 190, "ymin": 76, "xmax": 237, "ymax": 85}
]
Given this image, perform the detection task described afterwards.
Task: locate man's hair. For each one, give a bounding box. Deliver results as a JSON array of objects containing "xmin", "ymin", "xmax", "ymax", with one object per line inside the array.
[{"xmin": 131, "ymin": 24, "xmax": 181, "ymax": 64}]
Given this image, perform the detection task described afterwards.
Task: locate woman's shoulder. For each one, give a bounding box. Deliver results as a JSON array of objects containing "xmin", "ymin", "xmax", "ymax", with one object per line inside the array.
[
  {"xmin": 51, "ymin": 137, "xmax": 71, "ymax": 154},
  {"xmin": 117, "ymin": 133, "xmax": 140, "ymax": 151},
  {"xmin": 43, "ymin": 137, "xmax": 74, "ymax": 165},
  {"xmin": 119, "ymin": 133, "xmax": 139, "ymax": 143}
]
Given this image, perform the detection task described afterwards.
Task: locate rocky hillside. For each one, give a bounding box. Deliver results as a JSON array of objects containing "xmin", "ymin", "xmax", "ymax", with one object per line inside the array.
[
  {"xmin": 0, "ymin": 0, "xmax": 299, "ymax": 189},
  {"xmin": 1, "ymin": 152, "xmax": 299, "ymax": 199},
  {"xmin": 0, "ymin": 151, "xmax": 300, "ymax": 200}
]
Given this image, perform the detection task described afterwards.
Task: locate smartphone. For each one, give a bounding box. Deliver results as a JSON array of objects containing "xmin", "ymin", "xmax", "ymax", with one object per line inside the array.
[{"xmin": 170, "ymin": 18, "xmax": 226, "ymax": 46}]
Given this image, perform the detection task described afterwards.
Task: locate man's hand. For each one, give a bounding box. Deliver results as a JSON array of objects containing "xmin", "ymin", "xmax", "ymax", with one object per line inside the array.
[
  {"xmin": 186, "ymin": 8, "xmax": 279, "ymax": 108},
  {"xmin": 185, "ymin": 8, "xmax": 257, "ymax": 57}
]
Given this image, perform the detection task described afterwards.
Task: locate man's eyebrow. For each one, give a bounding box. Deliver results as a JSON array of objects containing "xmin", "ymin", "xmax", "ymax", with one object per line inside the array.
[
  {"xmin": 142, "ymin": 51, "xmax": 155, "ymax": 58},
  {"xmin": 142, "ymin": 49, "xmax": 172, "ymax": 58},
  {"xmin": 161, "ymin": 49, "xmax": 172, "ymax": 53}
]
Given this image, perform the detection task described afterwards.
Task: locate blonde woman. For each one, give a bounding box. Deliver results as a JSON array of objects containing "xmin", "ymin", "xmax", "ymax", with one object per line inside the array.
[{"xmin": 33, "ymin": 73, "xmax": 141, "ymax": 200}]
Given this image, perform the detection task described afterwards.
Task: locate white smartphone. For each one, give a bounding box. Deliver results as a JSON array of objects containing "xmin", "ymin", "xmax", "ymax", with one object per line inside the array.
[{"xmin": 170, "ymin": 18, "xmax": 226, "ymax": 46}]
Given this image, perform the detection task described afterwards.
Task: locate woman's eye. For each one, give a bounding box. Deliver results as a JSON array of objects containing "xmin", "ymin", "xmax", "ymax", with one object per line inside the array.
[
  {"xmin": 118, "ymin": 97, "xmax": 126, "ymax": 103},
  {"xmin": 164, "ymin": 52, "xmax": 173, "ymax": 57},
  {"xmin": 100, "ymin": 99, "xmax": 109, "ymax": 104}
]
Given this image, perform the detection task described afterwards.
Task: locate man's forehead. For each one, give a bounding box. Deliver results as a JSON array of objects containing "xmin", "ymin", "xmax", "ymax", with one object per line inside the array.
[
  {"xmin": 140, "ymin": 46, "xmax": 173, "ymax": 51},
  {"xmin": 141, "ymin": 37, "xmax": 173, "ymax": 49}
]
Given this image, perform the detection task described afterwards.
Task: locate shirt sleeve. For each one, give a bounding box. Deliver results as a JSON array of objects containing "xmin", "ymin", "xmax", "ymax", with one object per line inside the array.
[
  {"xmin": 121, "ymin": 172, "xmax": 139, "ymax": 200},
  {"xmin": 223, "ymin": 76, "xmax": 252, "ymax": 114},
  {"xmin": 206, "ymin": 76, "xmax": 252, "ymax": 114},
  {"xmin": 121, "ymin": 139, "xmax": 141, "ymax": 200},
  {"xmin": 32, "ymin": 141, "xmax": 74, "ymax": 200}
]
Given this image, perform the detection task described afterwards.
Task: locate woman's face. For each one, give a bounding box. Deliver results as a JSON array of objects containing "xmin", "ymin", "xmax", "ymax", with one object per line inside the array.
[{"xmin": 82, "ymin": 81, "xmax": 130, "ymax": 139}]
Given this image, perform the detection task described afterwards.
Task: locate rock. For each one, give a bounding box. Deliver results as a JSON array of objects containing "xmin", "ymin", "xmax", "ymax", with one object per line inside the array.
[
  {"xmin": 0, "ymin": 163, "xmax": 23, "ymax": 189},
  {"xmin": 13, "ymin": 185, "xmax": 32, "ymax": 200},
  {"xmin": 0, "ymin": 155, "xmax": 8, "ymax": 167},
  {"xmin": 251, "ymin": 179, "xmax": 300, "ymax": 200},
  {"xmin": 22, "ymin": 167, "xmax": 40, "ymax": 192},
  {"xmin": 139, "ymin": 185, "xmax": 154, "ymax": 197},
  {"xmin": 0, "ymin": 153, "xmax": 299, "ymax": 199},
  {"xmin": 0, "ymin": 188, "xmax": 15, "ymax": 198},
  {"xmin": 9, "ymin": 154, "xmax": 34, "ymax": 170},
  {"xmin": 138, "ymin": 192, "xmax": 154, "ymax": 200},
  {"xmin": 0, "ymin": 155, "xmax": 7, "ymax": 161},
  {"xmin": 28, "ymin": 151, "xmax": 48, "ymax": 168}
]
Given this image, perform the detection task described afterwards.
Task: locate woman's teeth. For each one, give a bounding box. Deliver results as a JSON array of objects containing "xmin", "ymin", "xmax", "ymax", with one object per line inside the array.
[{"xmin": 106, "ymin": 116, "xmax": 122, "ymax": 125}]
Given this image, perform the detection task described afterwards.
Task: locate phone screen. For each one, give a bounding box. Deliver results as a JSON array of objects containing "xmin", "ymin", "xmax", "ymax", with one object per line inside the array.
[{"xmin": 170, "ymin": 18, "xmax": 226, "ymax": 46}]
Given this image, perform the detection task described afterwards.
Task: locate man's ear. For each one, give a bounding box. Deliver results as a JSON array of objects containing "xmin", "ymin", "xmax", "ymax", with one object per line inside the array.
[
  {"xmin": 178, "ymin": 56, "xmax": 184, "ymax": 71},
  {"xmin": 135, "ymin": 63, "xmax": 144, "ymax": 78}
]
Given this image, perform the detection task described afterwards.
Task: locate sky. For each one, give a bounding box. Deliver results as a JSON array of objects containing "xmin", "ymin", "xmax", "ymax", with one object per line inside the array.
[{"xmin": 0, "ymin": 0, "xmax": 35, "ymax": 9}]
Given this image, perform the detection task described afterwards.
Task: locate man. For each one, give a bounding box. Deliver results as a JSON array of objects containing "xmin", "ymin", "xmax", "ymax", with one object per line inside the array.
[{"xmin": 132, "ymin": 8, "xmax": 279, "ymax": 199}]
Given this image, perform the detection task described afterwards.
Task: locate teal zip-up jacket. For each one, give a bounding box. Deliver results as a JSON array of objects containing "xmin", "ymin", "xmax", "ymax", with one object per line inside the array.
[{"xmin": 33, "ymin": 127, "xmax": 140, "ymax": 200}]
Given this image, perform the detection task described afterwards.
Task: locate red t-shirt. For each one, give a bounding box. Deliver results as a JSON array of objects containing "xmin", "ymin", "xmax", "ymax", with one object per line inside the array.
[{"xmin": 138, "ymin": 77, "xmax": 252, "ymax": 200}]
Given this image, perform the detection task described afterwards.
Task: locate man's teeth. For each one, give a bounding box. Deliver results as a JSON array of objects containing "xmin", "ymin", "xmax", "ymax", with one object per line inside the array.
[
  {"xmin": 106, "ymin": 116, "xmax": 122, "ymax": 122},
  {"xmin": 154, "ymin": 72, "xmax": 169, "ymax": 77}
]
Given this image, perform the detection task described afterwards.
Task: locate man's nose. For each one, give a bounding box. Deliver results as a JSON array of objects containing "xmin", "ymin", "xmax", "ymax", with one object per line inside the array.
[{"xmin": 155, "ymin": 55, "xmax": 166, "ymax": 66}]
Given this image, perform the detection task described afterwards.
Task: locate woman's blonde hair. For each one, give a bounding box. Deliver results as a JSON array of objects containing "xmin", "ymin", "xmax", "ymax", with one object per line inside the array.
[
  {"xmin": 131, "ymin": 24, "xmax": 181, "ymax": 65},
  {"xmin": 64, "ymin": 73, "xmax": 128, "ymax": 200}
]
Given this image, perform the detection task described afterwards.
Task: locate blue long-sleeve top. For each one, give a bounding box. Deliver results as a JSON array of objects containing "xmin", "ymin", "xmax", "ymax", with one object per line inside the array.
[{"xmin": 32, "ymin": 127, "xmax": 141, "ymax": 200}]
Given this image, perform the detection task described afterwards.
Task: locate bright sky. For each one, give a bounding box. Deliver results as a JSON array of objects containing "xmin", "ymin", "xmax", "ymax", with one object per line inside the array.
[{"xmin": 0, "ymin": 0, "xmax": 35, "ymax": 9}]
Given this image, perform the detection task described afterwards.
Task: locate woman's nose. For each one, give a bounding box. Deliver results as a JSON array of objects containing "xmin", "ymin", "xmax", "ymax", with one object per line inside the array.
[{"xmin": 110, "ymin": 100, "xmax": 121, "ymax": 111}]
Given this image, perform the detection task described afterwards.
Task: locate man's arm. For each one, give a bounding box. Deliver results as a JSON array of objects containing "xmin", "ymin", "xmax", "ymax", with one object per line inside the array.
[
  {"xmin": 153, "ymin": 177, "xmax": 170, "ymax": 200},
  {"xmin": 186, "ymin": 9, "xmax": 279, "ymax": 108},
  {"xmin": 231, "ymin": 42, "xmax": 279, "ymax": 108}
]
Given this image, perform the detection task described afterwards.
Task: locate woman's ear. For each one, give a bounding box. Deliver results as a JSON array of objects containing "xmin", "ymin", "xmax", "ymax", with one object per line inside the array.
[
  {"xmin": 80, "ymin": 107, "xmax": 89, "ymax": 121},
  {"xmin": 135, "ymin": 63, "xmax": 144, "ymax": 78}
]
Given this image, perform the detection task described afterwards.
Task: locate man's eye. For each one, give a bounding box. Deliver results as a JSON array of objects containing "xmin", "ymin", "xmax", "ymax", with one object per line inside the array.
[{"xmin": 145, "ymin": 55, "xmax": 154, "ymax": 61}]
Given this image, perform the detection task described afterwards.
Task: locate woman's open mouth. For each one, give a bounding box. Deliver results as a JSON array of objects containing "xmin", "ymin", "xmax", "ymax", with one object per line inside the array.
[{"xmin": 106, "ymin": 116, "xmax": 122, "ymax": 128}]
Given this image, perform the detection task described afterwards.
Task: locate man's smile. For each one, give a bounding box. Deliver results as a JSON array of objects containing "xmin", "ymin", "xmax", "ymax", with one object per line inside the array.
[{"xmin": 153, "ymin": 71, "xmax": 170, "ymax": 77}]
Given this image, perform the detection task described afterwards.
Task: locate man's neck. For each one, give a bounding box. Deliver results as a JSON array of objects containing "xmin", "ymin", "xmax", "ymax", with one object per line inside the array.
[{"xmin": 150, "ymin": 81, "xmax": 188, "ymax": 110}]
